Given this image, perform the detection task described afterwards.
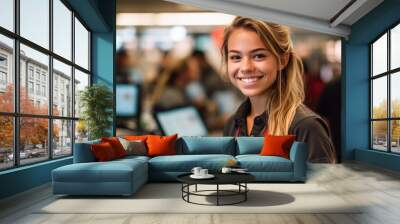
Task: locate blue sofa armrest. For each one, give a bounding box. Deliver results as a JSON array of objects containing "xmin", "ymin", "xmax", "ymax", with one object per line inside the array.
[
  {"xmin": 289, "ymin": 141, "xmax": 307, "ymax": 181},
  {"xmin": 73, "ymin": 140, "xmax": 100, "ymax": 163}
]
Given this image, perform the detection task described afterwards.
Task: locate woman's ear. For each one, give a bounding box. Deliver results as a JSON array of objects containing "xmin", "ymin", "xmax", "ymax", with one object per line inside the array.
[{"xmin": 279, "ymin": 53, "xmax": 290, "ymax": 70}]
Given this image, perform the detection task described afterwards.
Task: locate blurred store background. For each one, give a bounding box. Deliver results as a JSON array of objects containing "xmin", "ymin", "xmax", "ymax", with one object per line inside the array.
[{"xmin": 115, "ymin": 0, "xmax": 342, "ymax": 160}]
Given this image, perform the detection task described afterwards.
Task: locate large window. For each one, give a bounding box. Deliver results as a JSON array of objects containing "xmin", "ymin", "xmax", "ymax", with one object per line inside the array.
[
  {"xmin": 371, "ymin": 23, "xmax": 400, "ymax": 154},
  {"xmin": 0, "ymin": 0, "xmax": 91, "ymax": 171}
]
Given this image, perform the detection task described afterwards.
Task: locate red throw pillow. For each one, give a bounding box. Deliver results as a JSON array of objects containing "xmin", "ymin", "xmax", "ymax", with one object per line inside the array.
[
  {"xmin": 91, "ymin": 142, "xmax": 117, "ymax": 161},
  {"xmin": 101, "ymin": 137, "xmax": 126, "ymax": 158},
  {"xmin": 146, "ymin": 134, "xmax": 178, "ymax": 157},
  {"xmin": 260, "ymin": 134, "xmax": 296, "ymax": 159}
]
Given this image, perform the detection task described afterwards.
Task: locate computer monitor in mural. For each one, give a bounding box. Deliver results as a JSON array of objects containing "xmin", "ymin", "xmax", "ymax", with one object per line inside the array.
[
  {"xmin": 116, "ymin": 84, "xmax": 141, "ymax": 118},
  {"xmin": 153, "ymin": 106, "xmax": 208, "ymax": 136}
]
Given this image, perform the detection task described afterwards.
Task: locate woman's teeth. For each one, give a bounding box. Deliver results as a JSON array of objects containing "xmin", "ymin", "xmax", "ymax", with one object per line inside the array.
[{"xmin": 237, "ymin": 75, "xmax": 265, "ymax": 83}]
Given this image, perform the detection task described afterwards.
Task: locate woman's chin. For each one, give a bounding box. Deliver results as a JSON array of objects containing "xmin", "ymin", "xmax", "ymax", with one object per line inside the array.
[{"xmin": 239, "ymin": 89, "xmax": 267, "ymax": 97}]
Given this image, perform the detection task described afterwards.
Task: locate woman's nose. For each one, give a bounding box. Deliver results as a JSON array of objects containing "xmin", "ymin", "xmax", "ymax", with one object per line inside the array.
[{"xmin": 240, "ymin": 57, "xmax": 255, "ymax": 74}]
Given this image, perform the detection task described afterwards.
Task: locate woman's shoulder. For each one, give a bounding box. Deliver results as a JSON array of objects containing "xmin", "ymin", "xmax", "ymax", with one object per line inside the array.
[{"xmin": 290, "ymin": 104, "xmax": 330, "ymax": 134}]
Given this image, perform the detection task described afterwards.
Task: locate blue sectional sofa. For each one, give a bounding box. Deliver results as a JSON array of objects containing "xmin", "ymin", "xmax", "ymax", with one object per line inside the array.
[{"xmin": 52, "ymin": 137, "xmax": 307, "ymax": 196}]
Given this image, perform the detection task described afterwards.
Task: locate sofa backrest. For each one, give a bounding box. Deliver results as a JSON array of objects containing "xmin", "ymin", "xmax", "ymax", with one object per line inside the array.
[
  {"xmin": 176, "ymin": 136, "xmax": 236, "ymax": 155},
  {"xmin": 235, "ymin": 137, "xmax": 264, "ymax": 155},
  {"xmin": 73, "ymin": 139, "xmax": 100, "ymax": 163}
]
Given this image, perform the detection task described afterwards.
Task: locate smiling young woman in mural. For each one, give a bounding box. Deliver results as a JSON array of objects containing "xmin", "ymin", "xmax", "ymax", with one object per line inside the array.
[{"xmin": 222, "ymin": 17, "xmax": 336, "ymax": 163}]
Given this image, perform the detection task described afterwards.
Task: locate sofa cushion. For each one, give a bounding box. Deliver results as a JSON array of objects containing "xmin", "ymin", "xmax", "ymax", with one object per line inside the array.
[
  {"xmin": 236, "ymin": 155, "xmax": 293, "ymax": 172},
  {"xmin": 177, "ymin": 137, "xmax": 235, "ymax": 155},
  {"xmin": 236, "ymin": 137, "xmax": 264, "ymax": 155},
  {"xmin": 148, "ymin": 154, "xmax": 235, "ymax": 172},
  {"xmin": 124, "ymin": 135, "xmax": 148, "ymax": 141},
  {"xmin": 52, "ymin": 159, "xmax": 147, "ymax": 183},
  {"xmin": 91, "ymin": 142, "xmax": 118, "ymax": 161},
  {"xmin": 101, "ymin": 137, "xmax": 127, "ymax": 158},
  {"xmin": 147, "ymin": 134, "xmax": 178, "ymax": 157},
  {"xmin": 115, "ymin": 155, "xmax": 150, "ymax": 164},
  {"xmin": 119, "ymin": 138, "xmax": 147, "ymax": 156},
  {"xmin": 260, "ymin": 135, "xmax": 296, "ymax": 159}
]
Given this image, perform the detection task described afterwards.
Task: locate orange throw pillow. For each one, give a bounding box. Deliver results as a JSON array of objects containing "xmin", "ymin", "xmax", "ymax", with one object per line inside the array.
[
  {"xmin": 124, "ymin": 135, "xmax": 148, "ymax": 141},
  {"xmin": 101, "ymin": 137, "xmax": 126, "ymax": 158},
  {"xmin": 146, "ymin": 134, "xmax": 178, "ymax": 157},
  {"xmin": 91, "ymin": 142, "xmax": 117, "ymax": 161},
  {"xmin": 260, "ymin": 134, "xmax": 296, "ymax": 159}
]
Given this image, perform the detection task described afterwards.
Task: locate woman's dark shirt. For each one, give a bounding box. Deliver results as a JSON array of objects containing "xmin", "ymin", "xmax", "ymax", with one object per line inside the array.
[{"xmin": 223, "ymin": 98, "xmax": 336, "ymax": 163}]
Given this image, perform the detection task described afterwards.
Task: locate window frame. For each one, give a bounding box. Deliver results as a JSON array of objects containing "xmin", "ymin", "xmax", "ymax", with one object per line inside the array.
[
  {"xmin": 370, "ymin": 20, "xmax": 400, "ymax": 155},
  {"xmin": 0, "ymin": 0, "xmax": 92, "ymax": 171}
]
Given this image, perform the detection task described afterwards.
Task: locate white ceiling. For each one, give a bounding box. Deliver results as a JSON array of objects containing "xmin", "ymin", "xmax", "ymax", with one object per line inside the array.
[
  {"xmin": 165, "ymin": 0, "xmax": 384, "ymax": 38},
  {"xmin": 226, "ymin": 0, "xmax": 352, "ymax": 22}
]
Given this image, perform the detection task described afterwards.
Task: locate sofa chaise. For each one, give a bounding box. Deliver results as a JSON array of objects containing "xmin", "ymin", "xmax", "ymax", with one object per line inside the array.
[{"xmin": 52, "ymin": 136, "xmax": 307, "ymax": 196}]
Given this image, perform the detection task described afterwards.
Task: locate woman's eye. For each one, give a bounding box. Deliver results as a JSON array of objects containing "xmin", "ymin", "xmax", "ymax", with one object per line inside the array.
[
  {"xmin": 253, "ymin": 54, "xmax": 266, "ymax": 60},
  {"xmin": 229, "ymin": 55, "xmax": 241, "ymax": 61}
]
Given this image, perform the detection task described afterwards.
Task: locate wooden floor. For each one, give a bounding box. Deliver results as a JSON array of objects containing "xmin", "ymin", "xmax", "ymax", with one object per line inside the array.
[{"xmin": 1, "ymin": 162, "xmax": 400, "ymax": 224}]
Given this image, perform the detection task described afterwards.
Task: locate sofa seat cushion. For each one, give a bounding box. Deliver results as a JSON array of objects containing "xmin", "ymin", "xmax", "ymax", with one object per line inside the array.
[
  {"xmin": 236, "ymin": 155, "xmax": 293, "ymax": 172},
  {"xmin": 116, "ymin": 155, "xmax": 150, "ymax": 163},
  {"xmin": 52, "ymin": 159, "xmax": 147, "ymax": 183},
  {"xmin": 149, "ymin": 154, "xmax": 235, "ymax": 172}
]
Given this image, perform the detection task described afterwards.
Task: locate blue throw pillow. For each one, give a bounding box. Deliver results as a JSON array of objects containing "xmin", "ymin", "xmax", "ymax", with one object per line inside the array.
[
  {"xmin": 236, "ymin": 137, "xmax": 264, "ymax": 155},
  {"xmin": 177, "ymin": 136, "xmax": 235, "ymax": 155}
]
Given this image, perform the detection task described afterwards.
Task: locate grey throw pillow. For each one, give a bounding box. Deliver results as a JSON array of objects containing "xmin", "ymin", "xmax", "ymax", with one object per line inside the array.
[{"xmin": 118, "ymin": 137, "xmax": 147, "ymax": 156}]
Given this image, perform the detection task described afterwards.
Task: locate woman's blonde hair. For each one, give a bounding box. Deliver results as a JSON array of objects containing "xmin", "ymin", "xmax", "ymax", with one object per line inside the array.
[{"xmin": 221, "ymin": 17, "xmax": 305, "ymax": 135}]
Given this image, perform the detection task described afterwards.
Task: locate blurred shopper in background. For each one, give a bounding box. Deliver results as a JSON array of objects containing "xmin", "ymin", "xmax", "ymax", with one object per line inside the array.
[
  {"xmin": 317, "ymin": 62, "xmax": 341, "ymax": 162},
  {"xmin": 221, "ymin": 17, "xmax": 336, "ymax": 163},
  {"xmin": 302, "ymin": 61, "xmax": 325, "ymax": 111}
]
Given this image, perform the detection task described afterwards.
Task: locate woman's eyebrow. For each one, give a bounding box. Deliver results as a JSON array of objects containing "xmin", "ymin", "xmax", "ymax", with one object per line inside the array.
[
  {"xmin": 228, "ymin": 50, "xmax": 241, "ymax": 53},
  {"xmin": 250, "ymin": 48, "xmax": 268, "ymax": 53},
  {"xmin": 228, "ymin": 48, "xmax": 268, "ymax": 54}
]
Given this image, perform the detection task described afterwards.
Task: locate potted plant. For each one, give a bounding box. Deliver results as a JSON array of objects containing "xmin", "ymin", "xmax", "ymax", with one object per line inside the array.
[{"xmin": 79, "ymin": 84, "xmax": 113, "ymax": 140}]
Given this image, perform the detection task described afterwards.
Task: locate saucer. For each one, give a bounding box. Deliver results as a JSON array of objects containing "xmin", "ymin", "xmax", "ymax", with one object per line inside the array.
[{"xmin": 190, "ymin": 174, "xmax": 215, "ymax": 179}]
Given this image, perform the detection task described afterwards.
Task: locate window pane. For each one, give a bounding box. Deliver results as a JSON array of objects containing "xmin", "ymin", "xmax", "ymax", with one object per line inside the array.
[
  {"xmin": 372, "ymin": 33, "xmax": 387, "ymax": 76},
  {"xmin": 372, "ymin": 77, "xmax": 387, "ymax": 119},
  {"xmin": 20, "ymin": 44, "xmax": 49, "ymax": 115},
  {"xmin": 391, "ymin": 24, "xmax": 400, "ymax": 70},
  {"xmin": 372, "ymin": 121, "xmax": 388, "ymax": 151},
  {"xmin": 20, "ymin": 117, "xmax": 49, "ymax": 165},
  {"xmin": 53, "ymin": 0, "xmax": 72, "ymax": 60},
  {"xmin": 75, "ymin": 120, "xmax": 88, "ymax": 143},
  {"xmin": 391, "ymin": 120, "xmax": 400, "ymax": 153},
  {"xmin": 0, "ymin": 116, "xmax": 13, "ymax": 170},
  {"xmin": 74, "ymin": 69, "xmax": 89, "ymax": 118},
  {"xmin": 53, "ymin": 59, "xmax": 72, "ymax": 117},
  {"xmin": 0, "ymin": 35, "xmax": 14, "ymax": 112},
  {"xmin": 75, "ymin": 18, "xmax": 89, "ymax": 70},
  {"xmin": 391, "ymin": 72, "xmax": 400, "ymax": 118},
  {"xmin": 20, "ymin": 0, "xmax": 49, "ymax": 49},
  {"xmin": 0, "ymin": 0, "xmax": 14, "ymax": 31},
  {"xmin": 53, "ymin": 119, "xmax": 72, "ymax": 158}
]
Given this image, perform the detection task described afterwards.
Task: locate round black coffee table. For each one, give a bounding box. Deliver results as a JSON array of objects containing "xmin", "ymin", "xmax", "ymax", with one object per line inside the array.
[{"xmin": 177, "ymin": 173, "xmax": 255, "ymax": 206}]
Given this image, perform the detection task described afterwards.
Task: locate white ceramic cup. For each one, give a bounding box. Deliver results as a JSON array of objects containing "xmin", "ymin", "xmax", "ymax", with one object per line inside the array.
[
  {"xmin": 191, "ymin": 167, "xmax": 202, "ymax": 176},
  {"xmin": 200, "ymin": 169, "xmax": 208, "ymax": 176},
  {"xmin": 221, "ymin": 167, "xmax": 232, "ymax": 174}
]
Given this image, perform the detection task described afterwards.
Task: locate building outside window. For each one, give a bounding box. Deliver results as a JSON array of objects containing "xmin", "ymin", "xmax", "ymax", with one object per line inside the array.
[
  {"xmin": 0, "ymin": 71, "xmax": 6, "ymax": 84},
  {"xmin": 0, "ymin": 54, "xmax": 7, "ymax": 67},
  {"xmin": 35, "ymin": 70, "xmax": 40, "ymax": 81},
  {"xmin": 0, "ymin": 54, "xmax": 7, "ymax": 89},
  {"xmin": 41, "ymin": 73, "xmax": 46, "ymax": 83},
  {"xmin": 370, "ymin": 23, "xmax": 400, "ymax": 154},
  {"xmin": 42, "ymin": 85, "xmax": 46, "ymax": 97},
  {"xmin": 0, "ymin": 0, "xmax": 92, "ymax": 170},
  {"xmin": 28, "ymin": 67, "xmax": 34, "ymax": 80},
  {"xmin": 35, "ymin": 83, "xmax": 40, "ymax": 95},
  {"xmin": 28, "ymin": 81, "xmax": 34, "ymax": 94}
]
